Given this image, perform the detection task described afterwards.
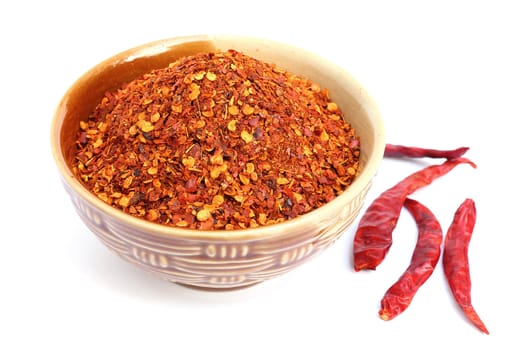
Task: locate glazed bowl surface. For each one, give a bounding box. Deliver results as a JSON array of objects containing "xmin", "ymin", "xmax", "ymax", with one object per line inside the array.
[{"xmin": 51, "ymin": 35, "xmax": 385, "ymax": 289}]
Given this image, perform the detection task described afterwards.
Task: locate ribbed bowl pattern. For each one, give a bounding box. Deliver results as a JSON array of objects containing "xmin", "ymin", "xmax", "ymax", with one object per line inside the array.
[{"xmin": 64, "ymin": 178, "xmax": 371, "ymax": 289}]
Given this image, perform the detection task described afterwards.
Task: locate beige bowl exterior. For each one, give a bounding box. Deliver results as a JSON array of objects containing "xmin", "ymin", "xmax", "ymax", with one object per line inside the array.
[{"xmin": 50, "ymin": 35, "xmax": 385, "ymax": 289}]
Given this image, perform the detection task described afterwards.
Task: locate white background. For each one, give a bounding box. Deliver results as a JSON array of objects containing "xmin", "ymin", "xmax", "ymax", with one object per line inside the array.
[{"xmin": 1, "ymin": 1, "xmax": 523, "ymax": 349}]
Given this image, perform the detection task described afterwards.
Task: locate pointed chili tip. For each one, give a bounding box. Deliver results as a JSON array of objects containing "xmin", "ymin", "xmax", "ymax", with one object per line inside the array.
[
  {"xmin": 464, "ymin": 305, "xmax": 490, "ymax": 334},
  {"xmin": 472, "ymin": 319, "xmax": 490, "ymax": 335},
  {"xmin": 447, "ymin": 146, "xmax": 470, "ymax": 160}
]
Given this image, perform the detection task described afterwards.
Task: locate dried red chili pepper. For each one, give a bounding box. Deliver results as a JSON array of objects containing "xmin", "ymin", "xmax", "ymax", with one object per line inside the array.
[
  {"xmin": 379, "ymin": 197, "xmax": 442, "ymax": 321},
  {"xmin": 384, "ymin": 143, "xmax": 469, "ymax": 160},
  {"xmin": 443, "ymin": 198, "xmax": 489, "ymax": 334},
  {"xmin": 353, "ymin": 157, "xmax": 476, "ymax": 272}
]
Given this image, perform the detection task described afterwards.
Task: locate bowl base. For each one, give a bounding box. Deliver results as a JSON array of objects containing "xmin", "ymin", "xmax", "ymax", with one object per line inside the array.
[{"xmin": 174, "ymin": 281, "xmax": 261, "ymax": 292}]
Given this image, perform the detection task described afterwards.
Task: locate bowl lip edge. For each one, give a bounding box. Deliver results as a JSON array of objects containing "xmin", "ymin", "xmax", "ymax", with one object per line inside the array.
[{"xmin": 50, "ymin": 34, "xmax": 386, "ymax": 241}]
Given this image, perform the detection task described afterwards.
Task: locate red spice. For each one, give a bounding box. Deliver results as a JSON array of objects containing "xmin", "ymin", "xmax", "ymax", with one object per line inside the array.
[
  {"xmin": 443, "ymin": 199, "xmax": 489, "ymax": 334},
  {"xmin": 353, "ymin": 157, "xmax": 476, "ymax": 271},
  {"xmin": 73, "ymin": 50, "xmax": 361, "ymax": 230},
  {"xmin": 379, "ymin": 197, "xmax": 443, "ymax": 321},
  {"xmin": 354, "ymin": 143, "xmax": 487, "ymax": 332},
  {"xmin": 384, "ymin": 144, "xmax": 469, "ymax": 160}
]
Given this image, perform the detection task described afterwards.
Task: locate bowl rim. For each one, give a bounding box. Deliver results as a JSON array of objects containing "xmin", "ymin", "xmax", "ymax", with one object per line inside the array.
[{"xmin": 50, "ymin": 34, "xmax": 385, "ymax": 241}]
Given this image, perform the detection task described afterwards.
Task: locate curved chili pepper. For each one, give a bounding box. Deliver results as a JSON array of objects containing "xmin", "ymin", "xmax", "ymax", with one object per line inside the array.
[
  {"xmin": 443, "ymin": 199, "xmax": 489, "ymax": 334},
  {"xmin": 353, "ymin": 157, "xmax": 476, "ymax": 271},
  {"xmin": 379, "ymin": 198, "xmax": 443, "ymax": 321},
  {"xmin": 385, "ymin": 144, "xmax": 469, "ymax": 160}
]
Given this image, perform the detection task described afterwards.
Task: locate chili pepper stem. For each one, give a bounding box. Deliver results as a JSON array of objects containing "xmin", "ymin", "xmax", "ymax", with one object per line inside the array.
[{"xmin": 379, "ymin": 309, "xmax": 393, "ymax": 321}]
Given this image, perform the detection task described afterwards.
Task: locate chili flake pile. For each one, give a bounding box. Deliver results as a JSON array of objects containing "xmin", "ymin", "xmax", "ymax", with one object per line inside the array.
[{"xmin": 74, "ymin": 50, "xmax": 360, "ymax": 230}]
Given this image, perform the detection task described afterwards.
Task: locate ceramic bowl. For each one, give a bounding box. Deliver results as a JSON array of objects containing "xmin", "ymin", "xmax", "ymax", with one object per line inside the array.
[{"xmin": 50, "ymin": 35, "xmax": 385, "ymax": 289}]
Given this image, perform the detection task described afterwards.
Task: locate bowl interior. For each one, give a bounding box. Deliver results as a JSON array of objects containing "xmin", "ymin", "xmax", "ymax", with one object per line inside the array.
[{"xmin": 51, "ymin": 34, "xmax": 385, "ymax": 238}]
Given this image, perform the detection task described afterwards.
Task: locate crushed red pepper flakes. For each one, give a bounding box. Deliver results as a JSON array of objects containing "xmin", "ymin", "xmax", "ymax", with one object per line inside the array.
[{"xmin": 73, "ymin": 50, "xmax": 361, "ymax": 230}]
